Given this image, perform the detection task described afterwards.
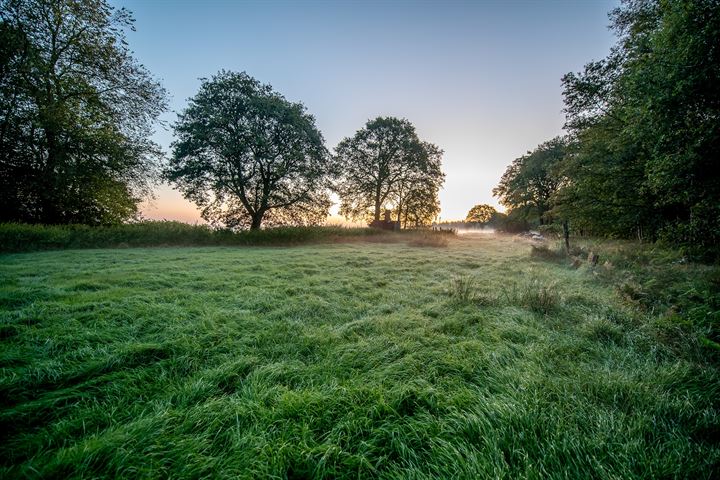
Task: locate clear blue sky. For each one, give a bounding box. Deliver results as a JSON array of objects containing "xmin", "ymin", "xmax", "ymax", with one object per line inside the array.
[{"xmin": 113, "ymin": 0, "xmax": 619, "ymax": 223}]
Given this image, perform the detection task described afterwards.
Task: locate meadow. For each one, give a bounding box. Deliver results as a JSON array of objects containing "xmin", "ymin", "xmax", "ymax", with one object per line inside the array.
[{"xmin": 0, "ymin": 233, "xmax": 718, "ymax": 479}]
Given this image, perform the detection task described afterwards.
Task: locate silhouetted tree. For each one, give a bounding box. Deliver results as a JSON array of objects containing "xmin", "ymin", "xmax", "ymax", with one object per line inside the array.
[
  {"xmin": 335, "ymin": 117, "xmax": 444, "ymax": 224},
  {"xmin": 166, "ymin": 71, "xmax": 334, "ymax": 230},
  {"xmin": 493, "ymin": 137, "xmax": 567, "ymax": 225},
  {"xmin": 394, "ymin": 173, "xmax": 442, "ymax": 227},
  {"xmin": 393, "ymin": 140, "xmax": 443, "ymax": 227},
  {"xmin": 0, "ymin": 0, "xmax": 167, "ymax": 224},
  {"xmin": 465, "ymin": 204, "xmax": 497, "ymax": 224}
]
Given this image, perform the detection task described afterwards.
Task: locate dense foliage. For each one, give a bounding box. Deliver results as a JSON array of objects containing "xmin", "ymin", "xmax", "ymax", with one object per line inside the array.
[
  {"xmin": 465, "ymin": 204, "xmax": 497, "ymax": 224},
  {"xmin": 495, "ymin": 0, "xmax": 720, "ymax": 259},
  {"xmin": 166, "ymin": 71, "xmax": 334, "ymax": 230},
  {"xmin": 335, "ymin": 117, "xmax": 444, "ymax": 225},
  {"xmin": 493, "ymin": 137, "xmax": 567, "ymax": 225},
  {"xmin": 0, "ymin": 222, "xmax": 394, "ymax": 252},
  {"xmin": 0, "ymin": 0, "xmax": 167, "ymax": 225}
]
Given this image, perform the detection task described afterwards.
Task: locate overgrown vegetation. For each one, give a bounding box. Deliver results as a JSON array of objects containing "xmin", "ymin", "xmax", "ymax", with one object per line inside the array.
[
  {"xmin": 493, "ymin": 0, "xmax": 720, "ymax": 259},
  {"xmin": 511, "ymin": 277, "xmax": 561, "ymax": 315},
  {"xmin": 1, "ymin": 235, "xmax": 718, "ymax": 478},
  {"xmin": 0, "ymin": 222, "xmax": 402, "ymax": 252},
  {"xmin": 529, "ymin": 236, "xmax": 720, "ymax": 362}
]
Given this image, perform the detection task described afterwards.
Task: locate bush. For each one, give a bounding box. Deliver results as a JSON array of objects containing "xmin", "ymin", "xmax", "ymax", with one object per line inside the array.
[
  {"xmin": 495, "ymin": 215, "xmax": 530, "ymax": 233},
  {"xmin": 537, "ymin": 223, "xmax": 564, "ymax": 238},
  {"xmin": 448, "ymin": 274, "xmax": 477, "ymax": 303},
  {"xmin": 658, "ymin": 201, "xmax": 720, "ymax": 263},
  {"xmin": 0, "ymin": 222, "xmax": 386, "ymax": 253},
  {"xmin": 530, "ymin": 244, "xmax": 565, "ymax": 261},
  {"xmin": 581, "ymin": 238, "xmax": 720, "ymax": 362},
  {"xmin": 508, "ymin": 278, "xmax": 560, "ymax": 315}
]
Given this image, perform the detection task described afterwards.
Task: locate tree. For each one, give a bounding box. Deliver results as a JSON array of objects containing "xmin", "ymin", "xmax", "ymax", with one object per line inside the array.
[
  {"xmin": 493, "ymin": 137, "xmax": 567, "ymax": 225},
  {"xmin": 394, "ymin": 173, "xmax": 442, "ymax": 228},
  {"xmin": 335, "ymin": 116, "xmax": 444, "ymax": 224},
  {"xmin": 465, "ymin": 204, "xmax": 497, "ymax": 224},
  {"xmin": 559, "ymin": 0, "xmax": 720, "ymax": 254},
  {"xmin": 0, "ymin": 0, "xmax": 167, "ymax": 224},
  {"xmin": 166, "ymin": 71, "xmax": 334, "ymax": 230}
]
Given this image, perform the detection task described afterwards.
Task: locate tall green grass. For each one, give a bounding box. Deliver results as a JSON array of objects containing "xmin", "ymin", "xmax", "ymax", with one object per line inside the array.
[
  {"xmin": 0, "ymin": 236, "xmax": 718, "ymax": 478},
  {"xmin": 529, "ymin": 237, "xmax": 720, "ymax": 361},
  {"xmin": 0, "ymin": 222, "xmax": 392, "ymax": 252}
]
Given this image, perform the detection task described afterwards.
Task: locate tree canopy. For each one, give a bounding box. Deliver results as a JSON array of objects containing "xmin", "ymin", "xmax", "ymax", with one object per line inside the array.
[
  {"xmin": 493, "ymin": 137, "xmax": 567, "ymax": 225},
  {"xmin": 556, "ymin": 0, "xmax": 720, "ymax": 252},
  {"xmin": 466, "ymin": 204, "xmax": 497, "ymax": 224},
  {"xmin": 395, "ymin": 173, "xmax": 442, "ymax": 228},
  {"xmin": 166, "ymin": 71, "xmax": 334, "ymax": 230},
  {"xmin": 335, "ymin": 117, "xmax": 444, "ymax": 225},
  {"xmin": 0, "ymin": 0, "xmax": 167, "ymax": 225},
  {"xmin": 493, "ymin": 0, "xmax": 719, "ymax": 258}
]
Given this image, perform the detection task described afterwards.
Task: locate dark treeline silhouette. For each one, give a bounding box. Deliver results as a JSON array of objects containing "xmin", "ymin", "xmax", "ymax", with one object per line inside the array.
[
  {"xmin": 494, "ymin": 0, "xmax": 720, "ymax": 260},
  {"xmin": 435, "ymin": 204, "xmax": 529, "ymax": 233}
]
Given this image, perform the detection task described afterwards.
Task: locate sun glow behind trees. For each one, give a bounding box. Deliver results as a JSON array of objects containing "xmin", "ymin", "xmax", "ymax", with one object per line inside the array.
[{"xmin": 118, "ymin": 0, "xmax": 618, "ymax": 223}]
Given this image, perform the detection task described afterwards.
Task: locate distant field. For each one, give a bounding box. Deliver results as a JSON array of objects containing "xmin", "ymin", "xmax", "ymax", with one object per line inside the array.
[{"xmin": 1, "ymin": 235, "xmax": 718, "ymax": 478}]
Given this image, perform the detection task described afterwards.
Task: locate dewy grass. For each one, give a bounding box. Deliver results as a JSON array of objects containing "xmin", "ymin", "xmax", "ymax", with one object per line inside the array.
[
  {"xmin": 448, "ymin": 274, "xmax": 478, "ymax": 303},
  {"xmin": 516, "ymin": 277, "xmax": 561, "ymax": 315},
  {"xmin": 0, "ymin": 235, "xmax": 718, "ymax": 478}
]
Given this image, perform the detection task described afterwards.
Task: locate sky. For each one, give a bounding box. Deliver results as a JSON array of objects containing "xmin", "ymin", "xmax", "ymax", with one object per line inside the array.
[{"xmin": 113, "ymin": 0, "xmax": 620, "ymax": 223}]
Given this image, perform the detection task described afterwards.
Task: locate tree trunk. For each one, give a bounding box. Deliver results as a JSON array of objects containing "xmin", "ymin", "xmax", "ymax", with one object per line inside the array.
[
  {"xmin": 41, "ymin": 128, "xmax": 61, "ymax": 224},
  {"xmin": 373, "ymin": 192, "xmax": 381, "ymax": 221},
  {"xmin": 375, "ymin": 185, "xmax": 382, "ymax": 222},
  {"xmin": 562, "ymin": 220, "xmax": 570, "ymax": 253},
  {"xmin": 250, "ymin": 213, "xmax": 263, "ymax": 230}
]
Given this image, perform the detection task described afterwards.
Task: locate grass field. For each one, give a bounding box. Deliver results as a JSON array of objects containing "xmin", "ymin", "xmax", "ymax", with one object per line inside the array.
[{"xmin": 1, "ymin": 234, "xmax": 718, "ymax": 478}]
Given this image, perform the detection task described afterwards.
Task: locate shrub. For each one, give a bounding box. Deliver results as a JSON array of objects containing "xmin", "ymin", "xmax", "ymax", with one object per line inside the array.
[
  {"xmin": 537, "ymin": 223, "xmax": 564, "ymax": 238},
  {"xmin": 408, "ymin": 232, "xmax": 450, "ymax": 248},
  {"xmin": 511, "ymin": 278, "xmax": 560, "ymax": 315},
  {"xmin": 448, "ymin": 274, "xmax": 477, "ymax": 303},
  {"xmin": 0, "ymin": 222, "xmax": 385, "ymax": 253},
  {"xmin": 495, "ymin": 214, "xmax": 530, "ymax": 233}
]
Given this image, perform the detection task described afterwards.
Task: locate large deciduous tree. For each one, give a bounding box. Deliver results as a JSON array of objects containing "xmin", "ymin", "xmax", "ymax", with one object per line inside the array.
[
  {"xmin": 558, "ymin": 0, "xmax": 720, "ymax": 252},
  {"xmin": 466, "ymin": 204, "xmax": 497, "ymax": 224},
  {"xmin": 166, "ymin": 71, "xmax": 334, "ymax": 230},
  {"xmin": 493, "ymin": 137, "xmax": 567, "ymax": 225},
  {"xmin": 0, "ymin": 0, "xmax": 167, "ymax": 224},
  {"xmin": 335, "ymin": 117, "xmax": 444, "ymax": 225},
  {"xmin": 390, "ymin": 173, "xmax": 442, "ymax": 228}
]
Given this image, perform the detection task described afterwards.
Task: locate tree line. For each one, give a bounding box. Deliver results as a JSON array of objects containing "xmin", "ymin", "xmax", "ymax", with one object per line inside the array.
[
  {"xmin": 492, "ymin": 0, "xmax": 719, "ymax": 259},
  {"xmin": 1, "ymin": 0, "xmax": 444, "ymax": 230}
]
